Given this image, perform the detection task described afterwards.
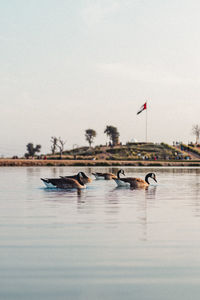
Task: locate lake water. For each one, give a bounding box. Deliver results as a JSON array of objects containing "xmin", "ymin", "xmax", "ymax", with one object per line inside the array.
[{"xmin": 1, "ymin": 166, "xmax": 200, "ymax": 300}]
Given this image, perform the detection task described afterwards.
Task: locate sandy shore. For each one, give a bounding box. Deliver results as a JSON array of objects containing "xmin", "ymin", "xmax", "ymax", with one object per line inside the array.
[{"xmin": 0, "ymin": 159, "xmax": 200, "ymax": 167}]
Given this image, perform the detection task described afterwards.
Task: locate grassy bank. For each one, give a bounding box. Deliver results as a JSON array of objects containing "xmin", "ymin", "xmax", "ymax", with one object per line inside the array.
[{"xmin": 1, "ymin": 159, "xmax": 200, "ymax": 167}]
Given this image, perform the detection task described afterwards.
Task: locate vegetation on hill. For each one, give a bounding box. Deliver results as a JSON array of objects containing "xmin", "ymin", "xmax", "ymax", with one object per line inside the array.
[
  {"xmin": 44, "ymin": 142, "xmax": 188, "ymax": 161},
  {"xmin": 21, "ymin": 124, "xmax": 199, "ymax": 162},
  {"xmin": 180, "ymin": 143, "xmax": 200, "ymax": 157}
]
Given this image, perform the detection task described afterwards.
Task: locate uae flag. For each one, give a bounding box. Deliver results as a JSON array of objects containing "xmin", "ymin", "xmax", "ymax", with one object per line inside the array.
[{"xmin": 137, "ymin": 102, "xmax": 147, "ymax": 115}]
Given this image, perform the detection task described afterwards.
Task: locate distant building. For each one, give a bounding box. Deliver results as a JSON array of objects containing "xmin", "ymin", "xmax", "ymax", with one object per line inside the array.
[{"xmin": 130, "ymin": 138, "xmax": 138, "ymax": 143}]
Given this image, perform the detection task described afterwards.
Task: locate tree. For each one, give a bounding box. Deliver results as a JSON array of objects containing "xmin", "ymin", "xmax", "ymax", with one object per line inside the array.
[
  {"xmin": 85, "ymin": 129, "xmax": 97, "ymax": 147},
  {"xmin": 104, "ymin": 125, "xmax": 120, "ymax": 146},
  {"xmin": 50, "ymin": 136, "xmax": 58, "ymax": 155},
  {"xmin": 57, "ymin": 137, "xmax": 66, "ymax": 159},
  {"xmin": 25, "ymin": 143, "xmax": 41, "ymax": 158},
  {"xmin": 192, "ymin": 125, "xmax": 200, "ymax": 144}
]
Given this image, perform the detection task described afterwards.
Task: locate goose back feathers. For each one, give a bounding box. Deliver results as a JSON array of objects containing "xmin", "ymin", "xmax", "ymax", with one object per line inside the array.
[
  {"xmin": 62, "ymin": 172, "xmax": 92, "ymax": 184},
  {"xmin": 41, "ymin": 172, "xmax": 87, "ymax": 189},
  {"xmin": 92, "ymin": 172, "xmax": 117, "ymax": 180}
]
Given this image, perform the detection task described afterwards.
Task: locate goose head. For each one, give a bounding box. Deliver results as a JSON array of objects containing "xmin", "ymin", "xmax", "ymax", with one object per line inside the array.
[
  {"xmin": 77, "ymin": 172, "xmax": 85, "ymax": 186},
  {"xmin": 117, "ymin": 169, "xmax": 126, "ymax": 178},
  {"xmin": 78, "ymin": 171, "xmax": 92, "ymax": 183},
  {"xmin": 145, "ymin": 172, "xmax": 157, "ymax": 184},
  {"xmin": 78, "ymin": 172, "xmax": 87, "ymax": 178}
]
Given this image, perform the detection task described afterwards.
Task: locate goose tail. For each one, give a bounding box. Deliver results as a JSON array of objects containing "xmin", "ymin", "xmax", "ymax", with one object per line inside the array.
[
  {"xmin": 92, "ymin": 173, "xmax": 99, "ymax": 179},
  {"xmin": 40, "ymin": 178, "xmax": 56, "ymax": 188}
]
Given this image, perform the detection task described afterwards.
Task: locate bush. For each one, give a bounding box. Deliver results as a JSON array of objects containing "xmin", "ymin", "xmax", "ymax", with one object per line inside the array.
[
  {"xmin": 181, "ymin": 144, "xmax": 200, "ymax": 156},
  {"xmin": 46, "ymin": 163, "xmax": 54, "ymax": 166}
]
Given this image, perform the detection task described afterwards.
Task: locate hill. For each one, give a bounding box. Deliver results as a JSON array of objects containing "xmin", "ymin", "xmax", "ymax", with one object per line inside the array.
[{"xmin": 50, "ymin": 142, "xmax": 190, "ymax": 161}]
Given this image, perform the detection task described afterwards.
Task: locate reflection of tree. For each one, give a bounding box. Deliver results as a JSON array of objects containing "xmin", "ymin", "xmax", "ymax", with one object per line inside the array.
[
  {"xmin": 27, "ymin": 167, "xmax": 41, "ymax": 177},
  {"xmin": 51, "ymin": 167, "xmax": 58, "ymax": 177},
  {"xmin": 27, "ymin": 167, "xmax": 34, "ymax": 175}
]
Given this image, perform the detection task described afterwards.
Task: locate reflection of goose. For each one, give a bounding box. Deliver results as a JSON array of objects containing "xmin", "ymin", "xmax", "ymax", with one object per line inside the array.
[
  {"xmin": 62, "ymin": 172, "xmax": 92, "ymax": 184},
  {"xmin": 41, "ymin": 172, "xmax": 86, "ymax": 189},
  {"xmin": 113, "ymin": 169, "xmax": 157, "ymax": 188},
  {"xmin": 92, "ymin": 172, "xmax": 117, "ymax": 180}
]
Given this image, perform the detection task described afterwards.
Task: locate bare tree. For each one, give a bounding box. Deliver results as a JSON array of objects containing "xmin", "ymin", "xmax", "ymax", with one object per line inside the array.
[
  {"xmin": 57, "ymin": 137, "xmax": 66, "ymax": 159},
  {"xmin": 50, "ymin": 136, "xmax": 58, "ymax": 155},
  {"xmin": 192, "ymin": 125, "xmax": 200, "ymax": 144}
]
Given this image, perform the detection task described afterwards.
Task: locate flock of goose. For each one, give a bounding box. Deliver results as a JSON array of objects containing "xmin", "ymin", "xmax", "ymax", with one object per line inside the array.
[{"xmin": 41, "ymin": 170, "xmax": 157, "ymax": 189}]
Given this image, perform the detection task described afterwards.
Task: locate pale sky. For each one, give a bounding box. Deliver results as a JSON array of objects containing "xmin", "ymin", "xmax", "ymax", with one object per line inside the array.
[{"xmin": 1, "ymin": 0, "xmax": 200, "ymax": 156}]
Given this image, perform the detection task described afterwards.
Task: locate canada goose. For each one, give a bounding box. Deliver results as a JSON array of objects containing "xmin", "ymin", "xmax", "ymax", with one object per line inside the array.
[
  {"xmin": 113, "ymin": 169, "xmax": 157, "ymax": 188},
  {"xmin": 41, "ymin": 172, "xmax": 86, "ymax": 189},
  {"xmin": 62, "ymin": 172, "xmax": 92, "ymax": 184},
  {"xmin": 92, "ymin": 172, "xmax": 117, "ymax": 180}
]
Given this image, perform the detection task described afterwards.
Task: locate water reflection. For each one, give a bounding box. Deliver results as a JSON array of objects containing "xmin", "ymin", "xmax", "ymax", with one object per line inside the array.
[
  {"xmin": 137, "ymin": 197, "xmax": 148, "ymax": 242},
  {"xmin": 3, "ymin": 167, "xmax": 200, "ymax": 299},
  {"xmin": 145, "ymin": 186, "xmax": 157, "ymax": 199}
]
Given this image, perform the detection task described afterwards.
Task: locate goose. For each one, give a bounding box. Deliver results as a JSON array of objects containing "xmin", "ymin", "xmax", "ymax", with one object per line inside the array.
[
  {"xmin": 113, "ymin": 169, "xmax": 157, "ymax": 188},
  {"xmin": 92, "ymin": 172, "xmax": 117, "ymax": 180},
  {"xmin": 41, "ymin": 172, "xmax": 86, "ymax": 189},
  {"xmin": 62, "ymin": 172, "xmax": 92, "ymax": 184}
]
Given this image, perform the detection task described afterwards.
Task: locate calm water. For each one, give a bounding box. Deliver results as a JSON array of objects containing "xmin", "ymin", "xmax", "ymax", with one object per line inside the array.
[{"xmin": 1, "ymin": 166, "xmax": 200, "ymax": 300}]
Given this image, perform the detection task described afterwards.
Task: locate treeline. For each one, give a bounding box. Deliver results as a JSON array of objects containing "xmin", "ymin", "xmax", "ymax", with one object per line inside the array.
[
  {"xmin": 24, "ymin": 123, "xmax": 200, "ymax": 159},
  {"xmin": 24, "ymin": 125, "xmax": 120, "ymax": 158}
]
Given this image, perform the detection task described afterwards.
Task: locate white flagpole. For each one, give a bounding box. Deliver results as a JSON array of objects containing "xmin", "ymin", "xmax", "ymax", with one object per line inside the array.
[{"xmin": 145, "ymin": 101, "xmax": 148, "ymax": 143}]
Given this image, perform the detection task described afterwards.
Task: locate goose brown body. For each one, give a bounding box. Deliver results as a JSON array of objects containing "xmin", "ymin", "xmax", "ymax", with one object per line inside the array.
[
  {"xmin": 113, "ymin": 170, "xmax": 157, "ymax": 188},
  {"xmin": 119, "ymin": 177, "xmax": 148, "ymax": 188},
  {"xmin": 41, "ymin": 172, "xmax": 86, "ymax": 189},
  {"xmin": 92, "ymin": 172, "xmax": 117, "ymax": 180},
  {"xmin": 57, "ymin": 177, "xmax": 85, "ymax": 189},
  {"xmin": 62, "ymin": 172, "xmax": 92, "ymax": 184}
]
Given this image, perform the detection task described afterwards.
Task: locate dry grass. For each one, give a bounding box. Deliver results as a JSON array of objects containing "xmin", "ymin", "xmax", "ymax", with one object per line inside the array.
[{"xmin": 0, "ymin": 159, "xmax": 200, "ymax": 167}]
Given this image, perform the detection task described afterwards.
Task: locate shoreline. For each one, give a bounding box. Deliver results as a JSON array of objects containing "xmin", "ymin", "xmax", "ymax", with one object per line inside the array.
[{"xmin": 1, "ymin": 159, "xmax": 200, "ymax": 167}]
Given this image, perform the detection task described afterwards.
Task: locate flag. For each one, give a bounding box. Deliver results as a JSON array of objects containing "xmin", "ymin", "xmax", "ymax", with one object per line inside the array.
[{"xmin": 137, "ymin": 102, "xmax": 147, "ymax": 115}]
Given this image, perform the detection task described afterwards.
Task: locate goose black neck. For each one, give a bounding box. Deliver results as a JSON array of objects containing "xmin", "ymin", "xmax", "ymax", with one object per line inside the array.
[
  {"xmin": 145, "ymin": 173, "xmax": 151, "ymax": 184},
  {"xmin": 79, "ymin": 172, "xmax": 87, "ymax": 178},
  {"xmin": 77, "ymin": 173, "xmax": 84, "ymax": 186},
  {"xmin": 117, "ymin": 170, "xmax": 122, "ymax": 179}
]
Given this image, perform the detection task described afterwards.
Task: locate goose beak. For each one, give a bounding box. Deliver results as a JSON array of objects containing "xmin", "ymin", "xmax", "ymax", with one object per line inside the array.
[{"xmin": 154, "ymin": 177, "xmax": 157, "ymax": 183}]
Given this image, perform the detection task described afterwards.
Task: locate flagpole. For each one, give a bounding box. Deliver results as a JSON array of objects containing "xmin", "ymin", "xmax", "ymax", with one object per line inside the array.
[{"xmin": 145, "ymin": 101, "xmax": 148, "ymax": 143}]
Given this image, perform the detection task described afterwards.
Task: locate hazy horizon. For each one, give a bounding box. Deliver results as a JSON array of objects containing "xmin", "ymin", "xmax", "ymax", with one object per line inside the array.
[{"xmin": 1, "ymin": 0, "xmax": 200, "ymax": 156}]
